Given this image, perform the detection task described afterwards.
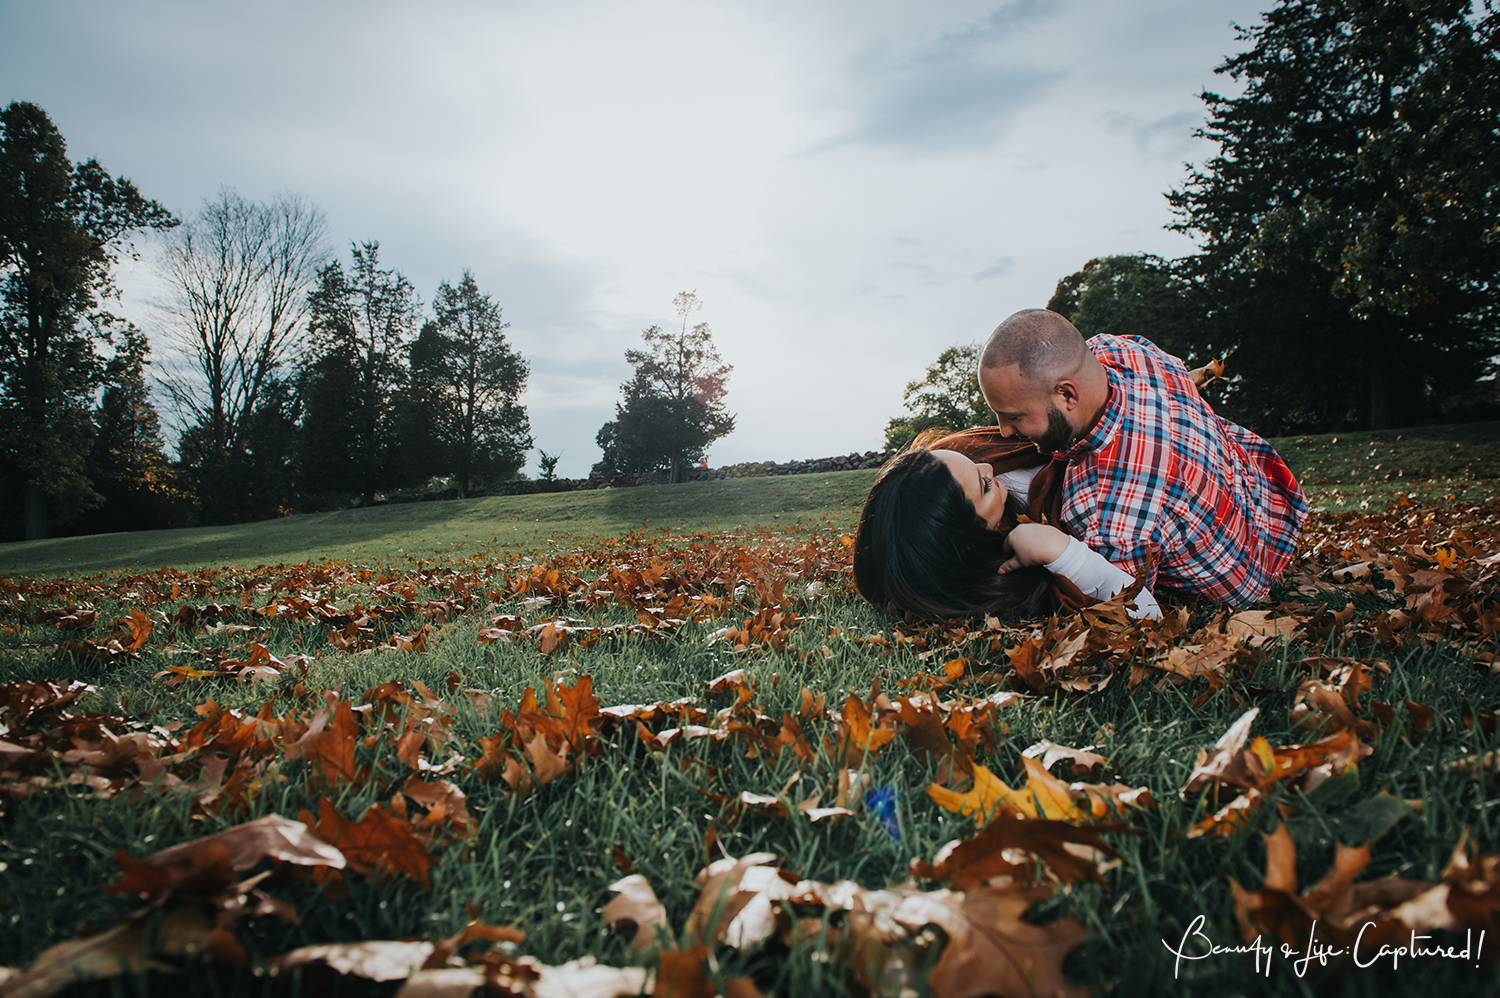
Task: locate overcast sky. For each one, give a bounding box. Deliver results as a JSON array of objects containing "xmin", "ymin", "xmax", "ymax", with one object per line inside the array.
[{"xmin": 1, "ymin": 0, "xmax": 1265, "ymax": 478}]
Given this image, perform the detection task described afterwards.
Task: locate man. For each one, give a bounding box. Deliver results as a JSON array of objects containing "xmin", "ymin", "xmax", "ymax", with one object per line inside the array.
[{"xmin": 978, "ymin": 308, "xmax": 1308, "ymax": 608}]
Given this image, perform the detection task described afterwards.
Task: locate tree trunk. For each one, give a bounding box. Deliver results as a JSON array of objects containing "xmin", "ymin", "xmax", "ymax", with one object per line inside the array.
[
  {"xmin": 24, "ymin": 483, "xmax": 46, "ymax": 540},
  {"xmin": 670, "ymin": 448, "xmax": 681, "ymax": 485}
]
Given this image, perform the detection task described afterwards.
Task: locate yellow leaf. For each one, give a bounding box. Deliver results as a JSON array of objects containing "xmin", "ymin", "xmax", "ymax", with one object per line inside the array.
[
  {"xmin": 926, "ymin": 764, "xmax": 1018, "ymax": 821},
  {"xmin": 1015, "ymin": 756, "xmax": 1088, "ymax": 821}
]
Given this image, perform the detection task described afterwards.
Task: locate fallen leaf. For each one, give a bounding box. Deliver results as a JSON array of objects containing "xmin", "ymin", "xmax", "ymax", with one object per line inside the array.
[
  {"xmin": 1021, "ymin": 739, "xmax": 1112, "ymax": 778},
  {"xmin": 604, "ymin": 874, "xmax": 670, "ymax": 954},
  {"xmin": 271, "ymin": 941, "xmax": 437, "ymax": 980}
]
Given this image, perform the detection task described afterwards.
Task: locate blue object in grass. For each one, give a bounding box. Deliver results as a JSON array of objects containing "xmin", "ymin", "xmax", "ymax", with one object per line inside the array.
[{"xmin": 864, "ymin": 786, "xmax": 900, "ymax": 844}]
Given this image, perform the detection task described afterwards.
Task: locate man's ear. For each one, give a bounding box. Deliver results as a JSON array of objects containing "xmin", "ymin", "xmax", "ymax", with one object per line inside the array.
[{"xmin": 1054, "ymin": 378, "xmax": 1082, "ymax": 411}]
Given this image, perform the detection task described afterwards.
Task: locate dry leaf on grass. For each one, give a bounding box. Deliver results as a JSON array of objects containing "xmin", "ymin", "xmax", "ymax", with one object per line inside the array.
[
  {"xmin": 135, "ymin": 814, "xmax": 346, "ymax": 875},
  {"xmin": 533, "ymin": 958, "xmax": 648, "ymax": 998},
  {"xmin": 928, "ymin": 756, "xmax": 1089, "ymax": 823},
  {"xmin": 272, "ymin": 941, "xmax": 438, "ymax": 981},
  {"xmin": 604, "ymin": 874, "xmax": 670, "ymax": 954},
  {"xmin": 1181, "ymin": 708, "xmax": 1370, "ymax": 801},
  {"xmin": 687, "ymin": 852, "xmax": 787, "ymax": 949},
  {"xmin": 0, "ymin": 907, "xmax": 218, "ymax": 998},
  {"xmin": 1021, "ymin": 739, "xmax": 1112, "ymax": 778},
  {"xmin": 910, "ymin": 811, "xmax": 1126, "ymax": 887},
  {"xmin": 911, "ymin": 886, "xmax": 1089, "ymax": 998},
  {"xmin": 1228, "ymin": 822, "xmax": 1500, "ymax": 962},
  {"xmin": 299, "ymin": 797, "xmax": 435, "ymax": 891}
]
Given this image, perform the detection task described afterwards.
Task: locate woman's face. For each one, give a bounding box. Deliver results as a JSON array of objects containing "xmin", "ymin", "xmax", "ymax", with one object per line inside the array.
[{"xmin": 931, "ymin": 449, "xmax": 1008, "ymax": 530}]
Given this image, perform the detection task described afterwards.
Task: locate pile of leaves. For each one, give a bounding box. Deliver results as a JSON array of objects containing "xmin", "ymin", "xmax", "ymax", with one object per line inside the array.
[{"xmin": 0, "ymin": 502, "xmax": 1498, "ymax": 995}]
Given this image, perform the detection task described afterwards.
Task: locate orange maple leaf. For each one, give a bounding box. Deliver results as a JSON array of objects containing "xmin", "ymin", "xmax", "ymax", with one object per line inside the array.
[{"xmin": 301, "ymin": 797, "xmax": 433, "ymax": 891}]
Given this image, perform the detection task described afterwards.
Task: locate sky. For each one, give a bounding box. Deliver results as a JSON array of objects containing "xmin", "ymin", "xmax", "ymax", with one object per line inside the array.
[{"xmin": 0, "ymin": 0, "xmax": 1266, "ymax": 478}]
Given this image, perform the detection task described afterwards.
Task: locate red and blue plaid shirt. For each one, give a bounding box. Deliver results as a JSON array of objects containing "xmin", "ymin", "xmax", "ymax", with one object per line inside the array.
[{"xmin": 1055, "ymin": 335, "xmax": 1308, "ymax": 608}]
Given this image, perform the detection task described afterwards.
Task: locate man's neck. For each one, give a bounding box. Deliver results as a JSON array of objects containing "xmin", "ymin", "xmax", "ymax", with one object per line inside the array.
[{"xmin": 1075, "ymin": 356, "xmax": 1112, "ymax": 437}]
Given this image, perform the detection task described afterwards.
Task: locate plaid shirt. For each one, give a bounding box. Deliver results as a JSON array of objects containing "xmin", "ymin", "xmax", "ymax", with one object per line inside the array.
[{"xmin": 1055, "ymin": 335, "xmax": 1309, "ymax": 608}]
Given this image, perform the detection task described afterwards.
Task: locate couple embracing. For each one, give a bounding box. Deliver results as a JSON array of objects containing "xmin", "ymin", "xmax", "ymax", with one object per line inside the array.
[{"xmin": 854, "ymin": 309, "xmax": 1309, "ymax": 621}]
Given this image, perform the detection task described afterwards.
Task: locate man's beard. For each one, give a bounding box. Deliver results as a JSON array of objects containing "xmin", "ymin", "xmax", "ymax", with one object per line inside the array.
[{"xmin": 1033, "ymin": 403, "xmax": 1073, "ymax": 454}]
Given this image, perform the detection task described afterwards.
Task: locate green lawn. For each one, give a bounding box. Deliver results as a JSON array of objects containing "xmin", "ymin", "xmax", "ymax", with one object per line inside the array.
[
  {"xmin": 0, "ymin": 424, "xmax": 1497, "ymax": 998},
  {"xmin": 0, "ymin": 472, "xmax": 875, "ymax": 578},
  {"xmin": 3, "ymin": 422, "xmax": 1495, "ymax": 580}
]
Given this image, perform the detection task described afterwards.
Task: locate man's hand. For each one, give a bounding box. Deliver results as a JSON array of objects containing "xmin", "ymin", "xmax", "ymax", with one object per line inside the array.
[{"xmin": 998, "ymin": 523, "xmax": 1070, "ymax": 575}]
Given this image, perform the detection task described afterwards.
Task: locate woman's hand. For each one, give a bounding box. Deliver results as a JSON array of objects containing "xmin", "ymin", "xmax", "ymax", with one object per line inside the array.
[{"xmin": 998, "ymin": 524, "xmax": 1070, "ymax": 575}]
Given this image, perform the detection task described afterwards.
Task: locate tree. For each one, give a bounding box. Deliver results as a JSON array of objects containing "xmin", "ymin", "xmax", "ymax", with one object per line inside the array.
[
  {"xmin": 408, "ymin": 271, "xmax": 531, "ymax": 497},
  {"xmin": 80, "ymin": 322, "xmax": 184, "ymax": 534},
  {"xmin": 176, "ymin": 374, "xmax": 303, "ymax": 523},
  {"xmin": 883, "ymin": 344, "xmax": 995, "ymax": 451},
  {"xmin": 605, "ymin": 291, "xmax": 734, "ymax": 483},
  {"xmin": 298, "ymin": 242, "xmax": 419, "ymax": 506},
  {"xmin": 1044, "ymin": 259, "xmax": 1098, "ymax": 320},
  {"xmin": 156, "ymin": 187, "xmax": 328, "ymax": 516},
  {"xmin": 537, "ymin": 450, "xmax": 561, "ymax": 482},
  {"xmin": 0, "ymin": 101, "xmax": 176, "ymax": 538},
  {"xmin": 1048, "ymin": 255, "xmax": 1206, "ymax": 364},
  {"xmin": 591, "ymin": 420, "xmax": 660, "ymax": 480},
  {"xmin": 1168, "ymin": 0, "xmax": 1500, "ymax": 429}
]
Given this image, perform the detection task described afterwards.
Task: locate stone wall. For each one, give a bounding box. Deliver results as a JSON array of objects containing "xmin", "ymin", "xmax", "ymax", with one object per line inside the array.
[{"xmin": 610, "ymin": 449, "xmax": 897, "ymax": 487}]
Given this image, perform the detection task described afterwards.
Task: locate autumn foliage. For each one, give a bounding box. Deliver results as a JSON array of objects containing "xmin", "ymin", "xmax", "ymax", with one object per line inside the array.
[{"xmin": 1, "ymin": 500, "xmax": 1498, "ymax": 995}]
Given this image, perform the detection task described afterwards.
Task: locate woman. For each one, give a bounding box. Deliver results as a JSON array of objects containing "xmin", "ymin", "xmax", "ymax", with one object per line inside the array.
[{"xmin": 852, "ymin": 427, "xmax": 1160, "ymax": 620}]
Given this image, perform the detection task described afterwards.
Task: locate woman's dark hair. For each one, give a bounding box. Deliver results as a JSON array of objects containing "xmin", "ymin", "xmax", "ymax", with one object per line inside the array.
[{"xmin": 853, "ymin": 447, "xmax": 1051, "ymax": 618}]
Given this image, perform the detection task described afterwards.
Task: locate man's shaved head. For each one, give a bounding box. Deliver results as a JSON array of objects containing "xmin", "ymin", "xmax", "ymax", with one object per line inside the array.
[{"xmin": 980, "ymin": 309, "xmax": 1088, "ymax": 389}]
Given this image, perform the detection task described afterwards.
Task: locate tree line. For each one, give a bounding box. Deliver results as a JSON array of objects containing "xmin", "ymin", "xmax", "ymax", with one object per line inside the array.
[
  {"xmin": 1, "ymin": 101, "xmax": 740, "ymax": 542},
  {"xmin": 0, "ymin": 103, "xmax": 533, "ymax": 541},
  {"xmin": 889, "ymin": 0, "xmax": 1499, "ymax": 446}
]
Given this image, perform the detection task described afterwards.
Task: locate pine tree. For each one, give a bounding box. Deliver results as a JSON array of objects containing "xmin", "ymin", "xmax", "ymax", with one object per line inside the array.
[
  {"xmin": 297, "ymin": 242, "xmax": 418, "ymax": 505},
  {"xmin": 82, "ymin": 322, "xmax": 184, "ymax": 533},
  {"xmin": 409, "ymin": 272, "xmax": 531, "ymax": 497}
]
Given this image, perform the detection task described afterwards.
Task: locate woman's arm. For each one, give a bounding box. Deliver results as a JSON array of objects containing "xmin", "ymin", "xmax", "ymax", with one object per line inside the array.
[{"xmin": 1000, "ymin": 524, "xmax": 1162, "ymax": 620}]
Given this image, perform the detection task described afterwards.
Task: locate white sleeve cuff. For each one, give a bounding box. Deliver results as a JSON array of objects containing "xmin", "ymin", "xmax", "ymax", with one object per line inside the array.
[{"xmin": 1044, "ymin": 537, "xmax": 1162, "ymax": 620}]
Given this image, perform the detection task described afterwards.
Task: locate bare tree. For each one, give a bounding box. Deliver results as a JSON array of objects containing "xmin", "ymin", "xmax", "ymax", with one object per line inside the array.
[{"xmin": 157, "ymin": 188, "xmax": 328, "ymax": 461}]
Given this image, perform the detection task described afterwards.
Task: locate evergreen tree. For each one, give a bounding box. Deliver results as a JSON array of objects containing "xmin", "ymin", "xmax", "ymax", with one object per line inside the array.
[
  {"xmin": 397, "ymin": 320, "xmax": 450, "ymax": 486},
  {"xmin": 80, "ymin": 322, "xmax": 184, "ymax": 533},
  {"xmin": 0, "ymin": 102, "xmax": 176, "ymax": 538},
  {"xmin": 409, "ymin": 272, "xmax": 531, "ymax": 497},
  {"xmin": 178, "ymin": 374, "xmax": 302, "ymax": 523},
  {"xmin": 1169, "ymin": 0, "xmax": 1500, "ymax": 429},
  {"xmin": 298, "ymin": 242, "xmax": 419, "ymax": 505},
  {"xmin": 605, "ymin": 292, "xmax": 734, "ymax": 483}
]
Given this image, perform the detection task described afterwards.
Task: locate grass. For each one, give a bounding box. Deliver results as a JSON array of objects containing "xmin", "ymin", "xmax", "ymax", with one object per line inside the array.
[
  {"xmin": 0, "ymin": 423, "xmax": 1497, "ymax": 997},
  {"xmin": 2, "ymin": 422, "xmax": 1496, "ymax": 580},
  {"xmin": 1271, "ymin": 421, "xmax": 1500, "ymax": 514},
  {"xmin": 0, "ymin": 472, "xmax": 876, "ymax": 578}
]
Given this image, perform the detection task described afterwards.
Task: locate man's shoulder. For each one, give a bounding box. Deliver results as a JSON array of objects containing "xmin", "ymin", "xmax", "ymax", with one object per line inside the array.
[{"xmin": 1087, "ymin": 334, "xmax": 1187, "ymax": 376}]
